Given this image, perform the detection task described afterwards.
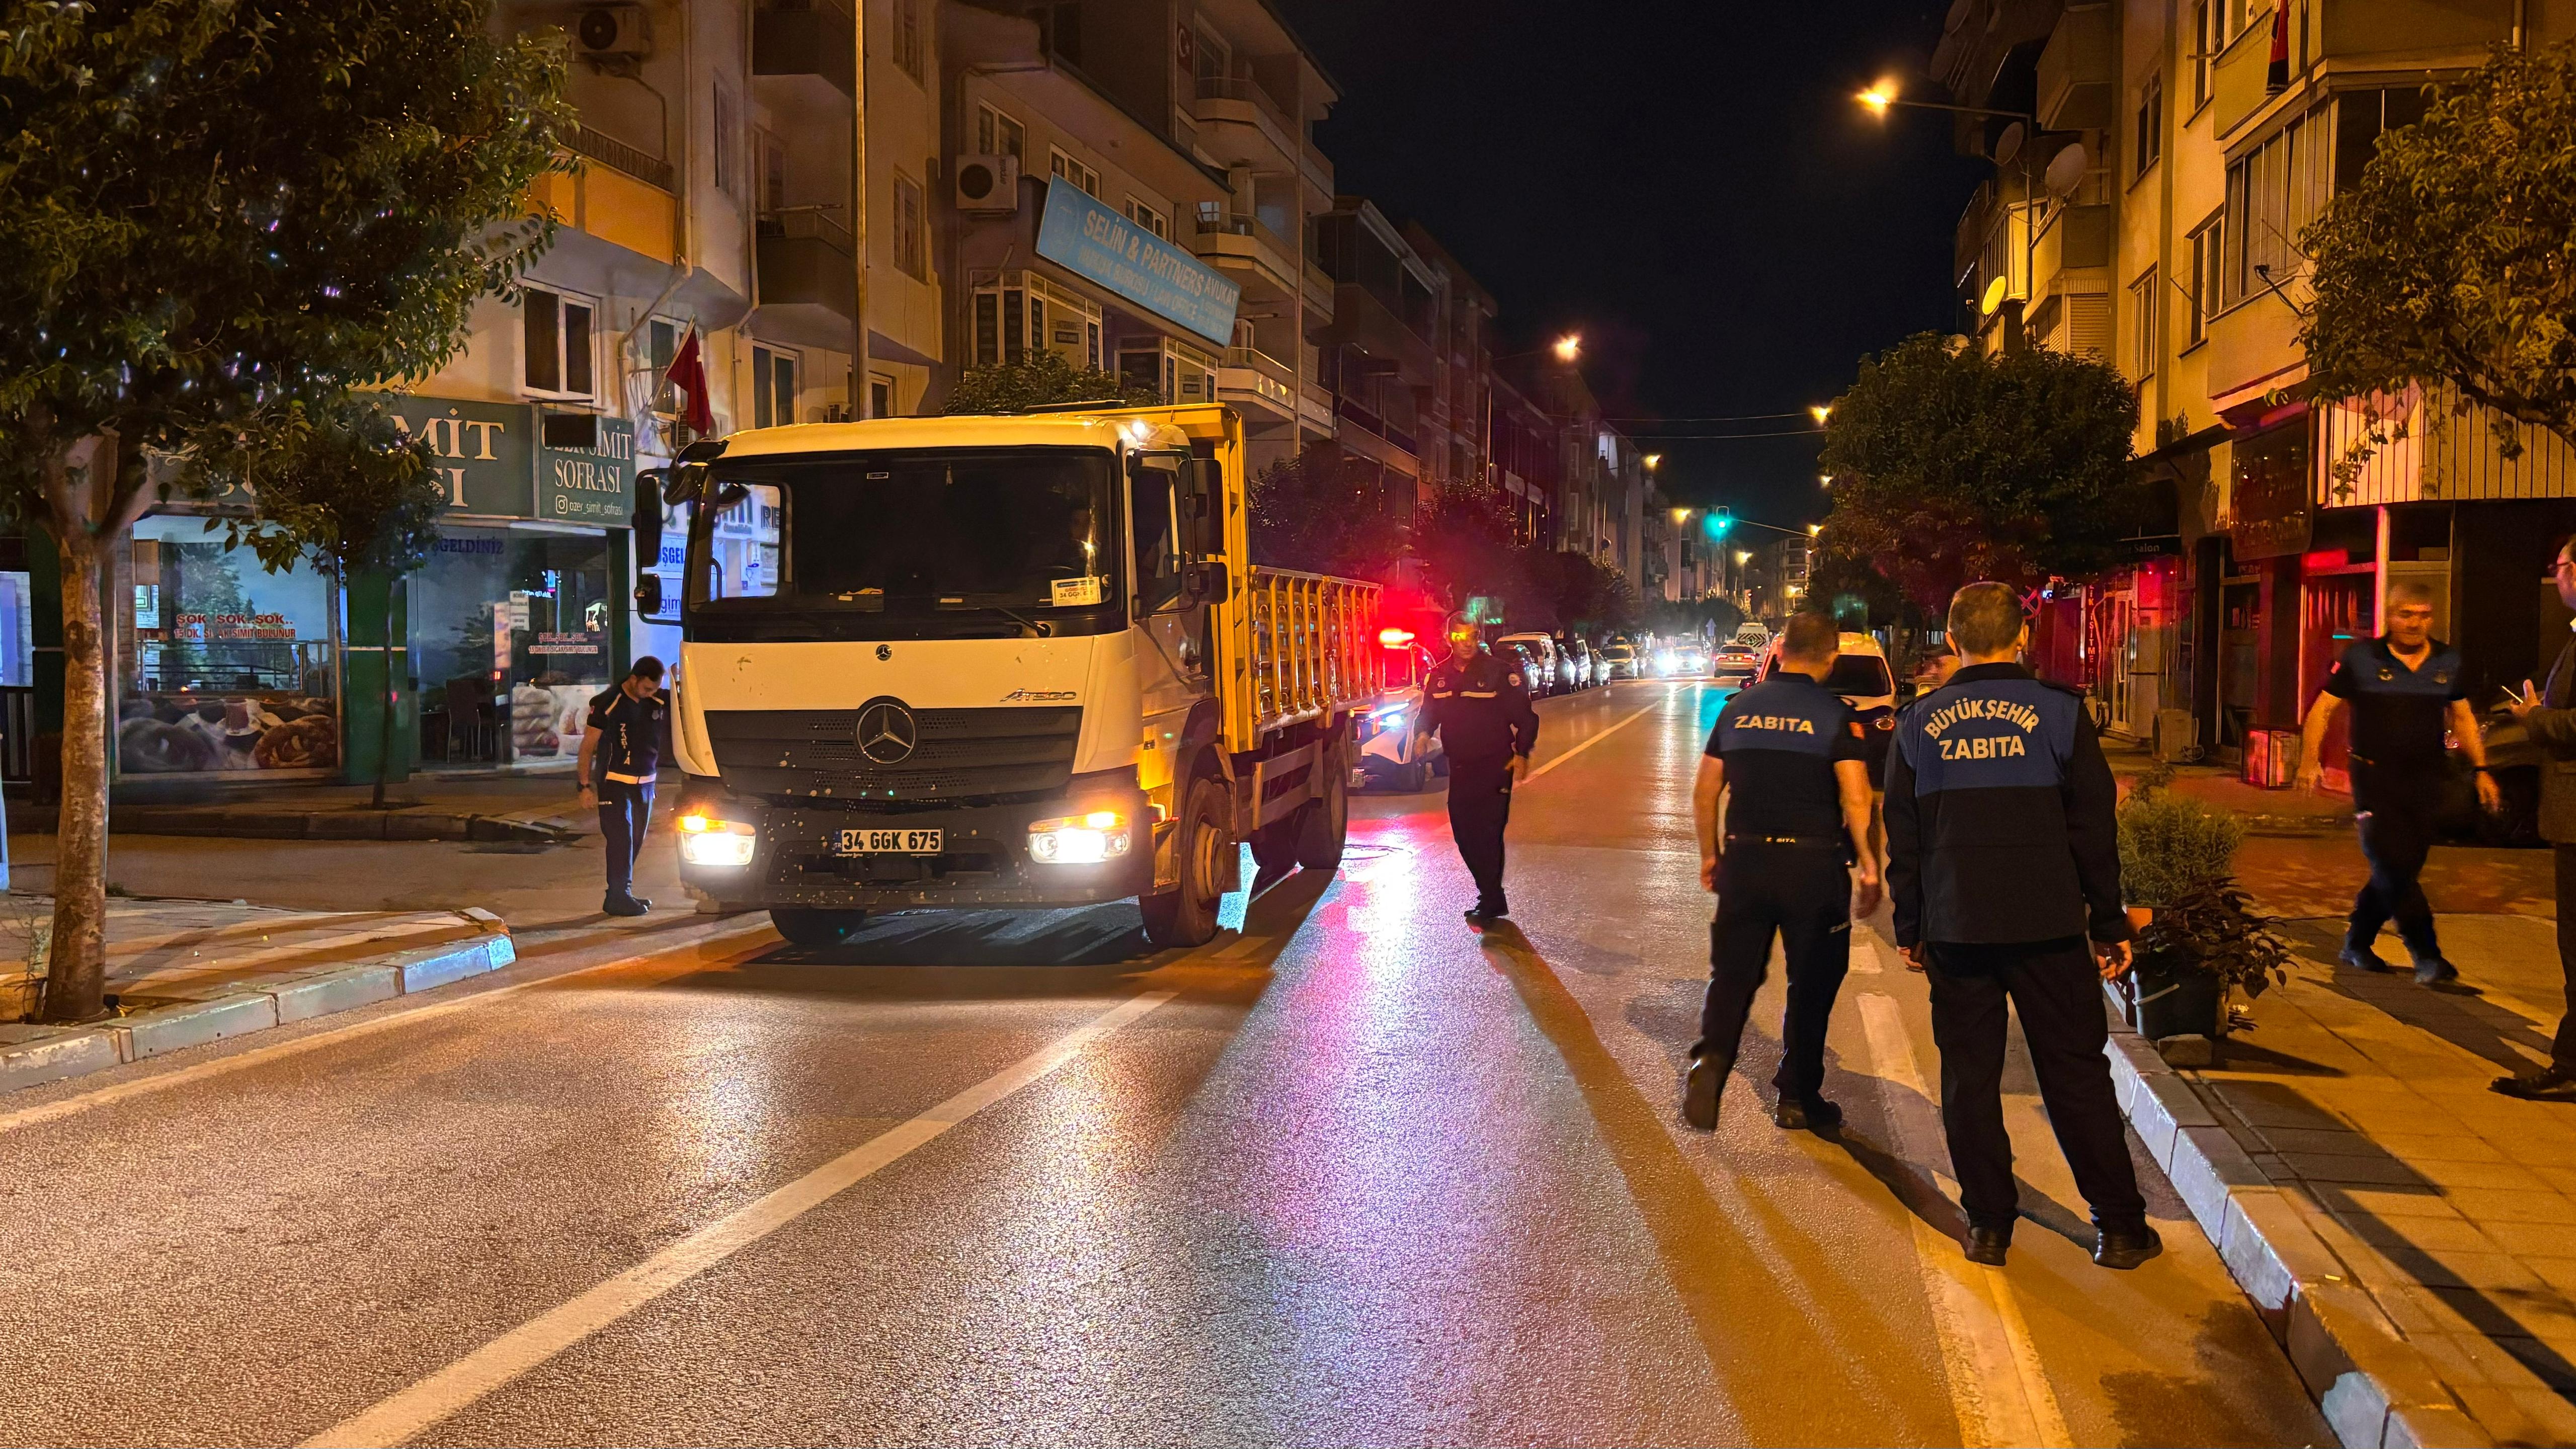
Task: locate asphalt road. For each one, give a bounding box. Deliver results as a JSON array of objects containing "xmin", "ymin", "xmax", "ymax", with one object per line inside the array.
[{"xmin": 0, "ymin": 680, "xmax": 2329, "ymax": 1447}]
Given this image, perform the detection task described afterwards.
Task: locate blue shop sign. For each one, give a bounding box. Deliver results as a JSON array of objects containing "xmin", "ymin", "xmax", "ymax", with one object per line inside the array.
[{"xmin": 1035, "ymin": 181, "xmax": 1241, "ymax": 346}]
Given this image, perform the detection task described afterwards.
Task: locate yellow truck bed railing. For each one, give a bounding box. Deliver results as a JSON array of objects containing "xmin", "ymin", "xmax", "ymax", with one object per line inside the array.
[{"xmin": 1243, "ymin": 568, "xmax": 1383, "ymax": 739}]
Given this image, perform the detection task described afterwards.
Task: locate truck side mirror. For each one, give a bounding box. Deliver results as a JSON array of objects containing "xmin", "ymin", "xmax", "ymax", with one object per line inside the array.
[
  {"xmin": 1185, "ymin": 458, "xmax": 1222, "ymax": 518},
  {"xmin": 1188, "ymin": 562, "xmax": 1232, "ymax": 604},
  {"xmin": 662, "ymin": 465, "xmax": 702, "ymax": 507},
  {"xmin": 634, "ymin": 574, "xmax": 664, "ymax": 615}
]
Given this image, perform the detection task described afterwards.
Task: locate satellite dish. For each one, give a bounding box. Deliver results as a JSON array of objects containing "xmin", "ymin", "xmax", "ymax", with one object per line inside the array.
[
  {"xmin": 1981, "ymin": 274, "xmax": 2010, "ymax": 316},
  {"xmin": 1991, "ymin": 121, "xmax": 2025, "ymax": 167},
  {"xmin": 2044, "ymin": 142, "xmax": 2089, "ymax": 197}
]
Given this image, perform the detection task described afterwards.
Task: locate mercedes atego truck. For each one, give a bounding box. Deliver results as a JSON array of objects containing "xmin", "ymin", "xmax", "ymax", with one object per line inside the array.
[{"xmin": 650, "ymin": 404, "xmax": 1384, "ymax": 948}]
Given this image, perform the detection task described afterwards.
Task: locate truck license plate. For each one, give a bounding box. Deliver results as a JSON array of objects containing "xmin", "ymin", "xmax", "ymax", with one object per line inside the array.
[{"xmin": 832, "ymin": 828, "xmax": 942, "ymax": 856}]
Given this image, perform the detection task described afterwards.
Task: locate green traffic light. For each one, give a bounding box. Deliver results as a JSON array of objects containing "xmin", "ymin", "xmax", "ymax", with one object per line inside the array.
[{"xmin": 1703, "ymin": 512, "xmax": 1732, "ymax": 539}]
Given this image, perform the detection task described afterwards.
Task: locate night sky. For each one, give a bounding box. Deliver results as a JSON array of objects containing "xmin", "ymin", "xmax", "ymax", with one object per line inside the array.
[{"xmin": 1271, "ymin": 0, "xmax": 1988, "ymax": 533}]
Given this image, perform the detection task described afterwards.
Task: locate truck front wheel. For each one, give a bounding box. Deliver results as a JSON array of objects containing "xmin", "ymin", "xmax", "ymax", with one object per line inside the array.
[
  {"xmin": 1294, "ymin": 742, "xmax": 1349, "ymax": 870},
  {"xmin": 1140, "ymin": 775, "xmax": 1227, "ymax": 948},
  {"xmin": 772, "ymin": 908, "xmax": 868, "ymax": 946}
]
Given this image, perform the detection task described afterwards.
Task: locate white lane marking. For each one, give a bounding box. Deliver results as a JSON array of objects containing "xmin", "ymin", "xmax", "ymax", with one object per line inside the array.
[
  {"xmin": 304, "ymin": 988, "xmax": 1177, "ymax": 1449},
  {"xmin": 1211, "ymin": 933, "xmax": 1272, "ymax": 960},
  {"xmin": 1521, "ymin": 697, "xmax": 1665, "ymax": 783},
  {"xmin": 1856, "ymin": 990, "xmax": 2072, "ymax": 1449}
]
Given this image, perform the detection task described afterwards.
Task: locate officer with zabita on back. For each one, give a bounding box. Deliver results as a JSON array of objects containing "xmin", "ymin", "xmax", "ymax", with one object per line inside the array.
[
  {"xmin": 1886, "ymin": 582, "xmax": 2160, "ymax": 1271},
  {"xmin": 1683, "ymin": 612, "xmax": 1882, "ymax": 1134}
]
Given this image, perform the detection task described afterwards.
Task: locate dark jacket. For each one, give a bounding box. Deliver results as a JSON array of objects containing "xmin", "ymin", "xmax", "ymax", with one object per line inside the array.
[
  {"xmin": 1420, "ymin": 649, "xmax": 1541, "ymax": 762},
  {"xmin": 2525, "ymin": 634, "xmax": 2576, "ymax": 844},
  {"xmin": 1885, "ymin": 662, "xmax": 2128, "ymax": 948}
]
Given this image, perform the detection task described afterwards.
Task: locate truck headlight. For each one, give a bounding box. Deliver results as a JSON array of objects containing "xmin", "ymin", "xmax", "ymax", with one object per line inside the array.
[
  {"xmin": 1027, "ymin": 810, "xmax": 1131, "ymax": 865},
  {"xmin": 677, "ymin": 812, "xmax": 758, "ymax": 866}
]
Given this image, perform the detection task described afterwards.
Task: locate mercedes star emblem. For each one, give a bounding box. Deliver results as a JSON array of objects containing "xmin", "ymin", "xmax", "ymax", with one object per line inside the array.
[
  {"xmin": 855, "ymin": 701, "xmax": 917, "ymax": 764},
  {"xmin": 876, "ymin": 643, "xmax": 893, "ymax": 662}
]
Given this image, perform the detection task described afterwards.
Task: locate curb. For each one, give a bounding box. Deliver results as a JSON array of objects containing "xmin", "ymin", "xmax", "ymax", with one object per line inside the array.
[
  {"xmin": 2100, "ymin": 987, "xmax": 2493, "ymax": 1449},
  {"xmin": 6, "ymin": 805, "xmax": 582, "ymax": 845},
  {"xmin": 0, "ymin": 929, "xmax": 519, "ymax": 1095}
]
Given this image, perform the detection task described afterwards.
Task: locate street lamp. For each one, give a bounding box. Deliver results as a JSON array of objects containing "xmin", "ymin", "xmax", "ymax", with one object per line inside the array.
[
  {"xmin": 1818, "ymin": 473, "xmax": 1833, "ymax": 488},
  {"xmin": 1808, "ymin": 404, "xmax": 1832, "ymax": 425},
  {"xmin": 1856, "ymin": 79, "xmax": 2042, "ymax": 345},
  {"xmin": 1807, "ymin": 522, "xmax": 1822, "ymax": 535},
  {"xmin": 1552, "ymin": 334, "xmax": 1582, "ymax": 362},
  {"xmin": 1642, "ymin": 453, "xmax": 1662, "ymax": 471}
]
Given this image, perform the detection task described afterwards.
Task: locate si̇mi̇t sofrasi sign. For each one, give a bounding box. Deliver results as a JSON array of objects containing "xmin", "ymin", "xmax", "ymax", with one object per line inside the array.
[{"xmin": 1034, "ymin": 180, "xmax": 1241, "ymax": 347}]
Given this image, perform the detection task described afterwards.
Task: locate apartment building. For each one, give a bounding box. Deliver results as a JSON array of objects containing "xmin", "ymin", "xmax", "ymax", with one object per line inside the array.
[
  {"xmin": 1506, "ymin": 360, "xmax": 1647, "ymax": 585},
  {"xmin": 1487, "ymin": 375, "xmax": 1560, "ymax": 543}
]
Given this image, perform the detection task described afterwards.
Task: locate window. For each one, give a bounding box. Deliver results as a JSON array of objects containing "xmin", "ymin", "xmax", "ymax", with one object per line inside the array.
[
  {"xmin": 1049, "ymin": 148, "xmax": 1098, "ymax": 197},
  {"xmin": 2192, "ymin": 1, "xmax": 2214, "ymax": 108},
  {"xmin": 646, "ymin": 318, "xmax": 681, "ymax": 411},
  {"xmin": 2186, "ymin": 215, "xmax": 2221, "ymax": 344},
  {"xmin": 976, "ymin": 104, "xmax": 1026, "ymax": 163},
  {"xmin": 523, "ymin": 288, "xmax": 595, "ymax": 398},
  {"xmin": 893, "ymin": 0, "xmax": 924, "ymax": 80},
  {"xmin": 2129, "ymin": 268, "xmax": 2159, "ymax": 380},
  {"xmin": 2223, "ymin": 103, "xmax": 2330, "ymax": 308},
  {"xmin": 1193, "ymin": 24, "xmax": 1229, "ymax": 93},
  {"xmin": 750, "ymin": 346, "xmax": 797, "ymax": 430},
  {"xmin": 712, "ymin": 80, "xmax": 743, "ymax": 200},
  {"xmin": 1127, "ymin": 199, "xmax": 1167, "ymax": 239},
  {"xmin": 894, "ymin": 173, "xmax": 925, "ymax": 279},
  {"xmin": 869, "ymin": 377, "xmax": 893, "ymax": 419},
  {"xmin": 2134, "ymin": 72, "xmax": 2163, "ymax": 179}
]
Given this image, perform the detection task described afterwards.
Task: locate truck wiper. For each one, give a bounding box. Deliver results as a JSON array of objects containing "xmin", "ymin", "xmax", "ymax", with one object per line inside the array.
[{"xmin": 956, "ymin": 604, "xmax": 1052, "ymax": 638}]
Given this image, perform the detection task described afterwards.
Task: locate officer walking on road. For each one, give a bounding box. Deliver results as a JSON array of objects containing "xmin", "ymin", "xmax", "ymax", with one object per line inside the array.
[
  {"xmin": 576, "ymin": 657, "xmax": 669, "ymax": 918},
  {"xmin": 1684, "ymin": 612, "xmax": 1883, "ymax": 1133},
  {"xmin": 2295, "ymin": 579, "xmax": 2499, "ymax": 984},
  {"xmin": 1886, "ymin": 583, "xmax": 2161, "ymax": 1270},
  {"xmin": 1414, "ymin": 613, "xmax": 1540, "ymax": 924}
]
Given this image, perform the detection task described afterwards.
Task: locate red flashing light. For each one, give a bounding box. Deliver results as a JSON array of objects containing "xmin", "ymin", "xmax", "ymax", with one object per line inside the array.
[{"xmin": 1379, "ymin": 627, "xmax": 1416, "ymax": 649}]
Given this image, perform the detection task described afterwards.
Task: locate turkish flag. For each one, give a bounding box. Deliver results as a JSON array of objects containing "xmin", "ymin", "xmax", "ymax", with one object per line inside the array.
[
  {"xmin": 2267, "ymin": 3, "xmax": 2289, "ymax": 90},
  {"xmin": 665, "ymin": 325, "xmax": 716, "ymax": 437}
]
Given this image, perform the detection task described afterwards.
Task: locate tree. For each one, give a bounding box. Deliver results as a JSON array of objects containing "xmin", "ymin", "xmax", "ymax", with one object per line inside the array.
[
  {"xmin": 943, "ymin": 351, "xmax": 1158, "ymax": 414},
  {"xmin": 1818, "ymin": 333, "xmax": 2141, "ymax": 616},
  {"xmin": 226, "ymin": 401, "xmax": 447, "ymax": 809},
  {"xmin": 2303, "ymin": 41, "xmax": 2576, "ymax": 462},
  {"xmin": 0, "ymin": 0, "xmax": 569, "ymax": 1022},
  {"xmin": 1247, "ymin": 445, "xmax": 1405, "ymax": 578}
]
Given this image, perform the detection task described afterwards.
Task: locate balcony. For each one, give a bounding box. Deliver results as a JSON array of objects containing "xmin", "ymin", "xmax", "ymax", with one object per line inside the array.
[
  {"xmin": 2033, "ymin": 203, "xmax": 2111, "ymax": 294},
  {"xmin": 2214, "ymin": 0, "xmax": 2511, "ymax": 139},
  {"xmin": 2036, "ymin": 5, "xmax": 2113, "ymax": 131},
  {"xmin": 753, "ymin": 0, "xmax": 856, "ymax": 98},
  {"xmin": 529, "ymin": 128, "xmax": 677, "ymax": 264},
  {"xmin": 755, "ymin": 208, "xmax": 856, "ymax": 340},
  {"xmin": 1301, "ymin": 259, "xmax": 1334, "ymax": 319},
  {"xmin": 1218, "ymin": 345, "xmax": 1297, "ymax": 424},
  {"xmin": 1187, "ymin": 211, "xmax": 1298, "ymax": 301},
  {"xmin": 1191, "ymin": 75, "xmax": 1303, "ymax": 175}
]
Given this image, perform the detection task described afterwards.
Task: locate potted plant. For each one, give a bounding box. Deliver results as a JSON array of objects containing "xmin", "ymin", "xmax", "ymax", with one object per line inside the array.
[{"xmin": 2115, "ymin": 778, "xmax": 2293, "ymax": 1052}]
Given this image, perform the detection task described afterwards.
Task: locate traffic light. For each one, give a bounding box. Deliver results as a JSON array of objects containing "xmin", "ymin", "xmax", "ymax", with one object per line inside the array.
[{"xmin": 1703, "ymin": 508, "xmax": 1734, "ymax": 540}]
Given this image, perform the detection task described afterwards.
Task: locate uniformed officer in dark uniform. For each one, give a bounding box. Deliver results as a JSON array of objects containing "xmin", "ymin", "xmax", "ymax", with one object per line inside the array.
[
  {"xmin": 1684, "ymin": 612, "xmax": 1883, "ymax": 1133},
  {"xmin": 2295, "ymin": 578, "xmax": 2498, "ymax": 984},
  {"xmin": 1886, "ymin": 583, "xmax": 2161, "ymax": 1270},
  {"xmin": 576, "ymin": 657, "xmax": 669, "ymax": 917},
  {"xmin": 1414, "ymin": 613, "xmax": 1540, "ymax": 923}
]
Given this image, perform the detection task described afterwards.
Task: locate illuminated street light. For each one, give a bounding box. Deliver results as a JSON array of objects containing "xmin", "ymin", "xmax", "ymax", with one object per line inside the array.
[
  {"xmin": 1818, "ymin": 473, "xmax": 1832, "ymax": 487},
  {"xmin": 1552, "ymin": 334, "xmax": 1582, "ymax": 362},
  {"xmin": 1642, "ymin": 453, "xmax": 1662, "ymax": 470},
  {"xmin": 1670, "ymin": 507, "xmax": 1694, "ymax": 523},
  {"xmin": 1807, "ymin": 523, "xmax": 1822, "ymax": 535},
  {"xmin": 1858, "ymin": 80, "xmax": 1898, "ymax": 116},
  {"xmin": 1809, "ymin": 404, "xmax": 1832, "ymax": 425},
  {"xmin": 1735, "ymin": 550, "xmax": 1752, "ymax": 565}
]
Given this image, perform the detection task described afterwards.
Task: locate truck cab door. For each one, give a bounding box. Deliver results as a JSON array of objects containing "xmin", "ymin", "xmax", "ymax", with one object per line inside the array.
[{"xmin": 1130, "ymin": 458, "xmax": 1209, "ymax": 724}]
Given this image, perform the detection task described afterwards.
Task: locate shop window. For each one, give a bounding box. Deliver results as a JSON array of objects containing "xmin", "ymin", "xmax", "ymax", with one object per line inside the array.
[
  {"xmin": 976, "ymin": 104, "xmax": 1025, "ymax": 163},
  {"xmin": 121, "ymin": 517, "xmax": 339, "ymax": 776},
  {"xmin": 524, "ymin": 288, "xmax": 596, "ymax": 399},
  {"xmin": 410, "ymin": 527, "xmax": 615, "ymax": 770},
  {"xmin": 751, "ymin": 346, "xmax": 798, "ymax": 429}
]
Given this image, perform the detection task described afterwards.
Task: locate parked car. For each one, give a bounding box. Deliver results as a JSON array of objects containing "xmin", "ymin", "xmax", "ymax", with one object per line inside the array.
[
  {"xmin": 1598, "ymin": 640, "xmax": 1642, "ymax": 680},
  {"xmin": 1655, "ymin": 640, "xmax": 1707, "ymax": 677},
  {"xmin": 1559, "ymin": 635, "xmax": 1595, "ymax": 688},
  {"xmin": 1710, "ymin": 641, "xmax": 1761, "ymax": 685},
  {"xmin": 1764, "ymin": 631, "xmax": 1897, "ymax": 783},
  {"xmin": 1499, "ymin": 641, "xmax": 1549, "ymax": 699},
  {"xmin": 1353, "ymin": 655, "xmax": 1445, "ymax": 792},
  {"xmin": 1496, "ymin": 632, "xmax": 1562, "ymax": 695}
]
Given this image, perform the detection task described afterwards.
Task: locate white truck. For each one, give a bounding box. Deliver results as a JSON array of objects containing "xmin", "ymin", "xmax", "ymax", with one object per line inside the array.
[{"xmin": 646, "ymin": 404, "xmax": 1385, "ymax": 947}]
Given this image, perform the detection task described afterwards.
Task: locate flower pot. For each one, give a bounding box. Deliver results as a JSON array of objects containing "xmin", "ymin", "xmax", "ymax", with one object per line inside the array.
[{"xmin": 2125, "ymin": 947, "xmax": 2226, "ymax": 1044}]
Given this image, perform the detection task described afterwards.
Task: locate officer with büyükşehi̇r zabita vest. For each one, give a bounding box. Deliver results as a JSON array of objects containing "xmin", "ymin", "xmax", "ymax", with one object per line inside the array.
[{"xmin": 1886, "ymin": 582, "xmax": 2160, "ymax": 1272}]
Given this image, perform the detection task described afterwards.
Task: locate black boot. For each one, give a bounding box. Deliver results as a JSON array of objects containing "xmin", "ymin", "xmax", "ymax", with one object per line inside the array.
[
  {"xmin": 1773, "ymin": 1095, "xmax": 1842, "ymax": 1131},
  {"xmin": 2339, "ymin": 940, "xmax": 2393, "ymax": 973},
  {"xmin": 603, "ymin": 892, "xmax": 649, "ymax": 918},
  {"xmin": 2493, "ymin": 1064, "xmax": 2576, "ymax": 1100},
  {"xmin": 2094, "ymin": 1223, "xmax": 2164, "ymax": 1269},
  {"xmin": 1682, "ymin": 1057, "xmax": 1722, "ymax": 1131},
  {"xmin": 1964, "ymin": 1225, "xmax": 2011, "ymax": 1265}
]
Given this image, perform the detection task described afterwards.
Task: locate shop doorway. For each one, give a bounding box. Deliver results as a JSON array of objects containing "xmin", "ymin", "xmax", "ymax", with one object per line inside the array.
[{"xmin": 412, "ymin": 526, "xmax": 614, "ymax": 771}]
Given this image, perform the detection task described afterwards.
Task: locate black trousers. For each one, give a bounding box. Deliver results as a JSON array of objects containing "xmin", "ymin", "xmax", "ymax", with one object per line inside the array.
[
  {"xmin": 2552, "ymin": 846, "xmax": 2576, "ymax": 1069},
  {"xmin": 1694, "ymin": 843, "xmax": 1852, "ymax": 1102},
  {"xmin": 599, "ymin": 779, "xmax": 655, "ymax": 896},
  {"xmin": 1446, "ymin": 755, "xmax": 1514, "ymax": 908},
  {"xmin": 2349, "ymin": 768, "xmax": 2442, "ymax": 960},
  {"xmin": 1925, "ymin": 939, "xmax": 2147, "ymax": 1233}
]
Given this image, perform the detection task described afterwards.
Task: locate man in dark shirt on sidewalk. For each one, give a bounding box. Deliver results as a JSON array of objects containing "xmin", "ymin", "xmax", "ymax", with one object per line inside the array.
[
  {"xmin": 1887, "ymin": 583, "xmax": 2158, "ymax": 1271},
  {"xmin": 576, "ymin": 657, "xmax": 668, "ymax": 918},
  {"xmin": 2295, "ymin": 580, "xmax": 2499, "ymax": 984}
]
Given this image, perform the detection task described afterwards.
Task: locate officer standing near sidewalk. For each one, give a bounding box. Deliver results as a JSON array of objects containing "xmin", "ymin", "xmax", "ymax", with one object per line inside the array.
[
  {"xmin": 1683, "ymin": 612, "xmax": 1882, "ymax": 1133},
  {"xmin": 2499, "ymin": 534, "xmax": 2576, "ymax": 1101},
  {"xmin": 576, "ymin": 657, "xmax": 668, "ymax": 918},
  {"xmin": 1413, "ymin": 614, "xmax": 1539, "ymax": 924},
  {"xmin": 2295, "ymin": 579, "xmax": 2499, "ymax": 984},
  {"xmin": 1886, "ymin": 583, "xmax": 2160, "ymax": 1270}
]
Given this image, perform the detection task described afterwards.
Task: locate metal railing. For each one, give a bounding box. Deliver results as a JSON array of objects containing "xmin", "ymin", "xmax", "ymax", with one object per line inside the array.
[
  {"xmin": 757, "ymin": 207, "xmax": 855, "ymax": 255},
  {"xmin": 1222, "ymin": 346, "xmax": 1293, "ymax": 384},
  {"xmin": 569, "ymin": 123, "xmax": 675, "ymax": 191},
  {"xmin": 1193, "ymin": 74, "xmax": 1297, "ymax": 135}
]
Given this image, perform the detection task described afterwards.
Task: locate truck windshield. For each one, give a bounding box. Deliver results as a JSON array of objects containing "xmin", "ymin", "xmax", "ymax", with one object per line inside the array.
[{"xmin": 684, "ymin": 447, "xmax": 1121, "ymax": 640}]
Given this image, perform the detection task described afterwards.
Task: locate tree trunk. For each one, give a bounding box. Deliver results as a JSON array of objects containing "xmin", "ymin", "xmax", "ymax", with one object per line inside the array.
[
  {"xmin": 373, "ymin": 580, "xmax": 396, "ymax": 810},
  {"xmin": 40, "ymin": 530, "xmax": 109, "ymax": 1023}
]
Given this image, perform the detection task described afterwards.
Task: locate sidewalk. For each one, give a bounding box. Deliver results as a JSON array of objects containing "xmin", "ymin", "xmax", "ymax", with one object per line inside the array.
[
  {"xmin": 5, "ymin": 772, "xmax": 595, "ymax": 844},
  {"xmin": 2093, "ymin": 740, "xmax": 2576, "ymax": 1444}
]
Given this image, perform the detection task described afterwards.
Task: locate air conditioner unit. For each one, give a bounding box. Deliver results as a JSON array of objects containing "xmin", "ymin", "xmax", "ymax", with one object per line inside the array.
[
  {"xmin": 954, "ymin": 154, "xmax": 1021, "ymax": 214},
  {"xmin": 574, "ymin": 5, "xmax": 651, "ymax": 59}
]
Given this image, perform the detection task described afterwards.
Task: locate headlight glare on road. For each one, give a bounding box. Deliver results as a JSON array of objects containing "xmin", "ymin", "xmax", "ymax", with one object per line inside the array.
[
  {"xmin": 678, "ymin": 817, "xmax": 757, "ymax": 866},
  {"xmin": 1028, "ymin": 811, "xmax": 1131, "ymax": 865}
]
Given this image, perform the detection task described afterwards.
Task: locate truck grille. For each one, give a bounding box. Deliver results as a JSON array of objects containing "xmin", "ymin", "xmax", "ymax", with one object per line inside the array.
[{"xmin": 704, "ymin": 706, "xmax": 1082, "ymax": 802}]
